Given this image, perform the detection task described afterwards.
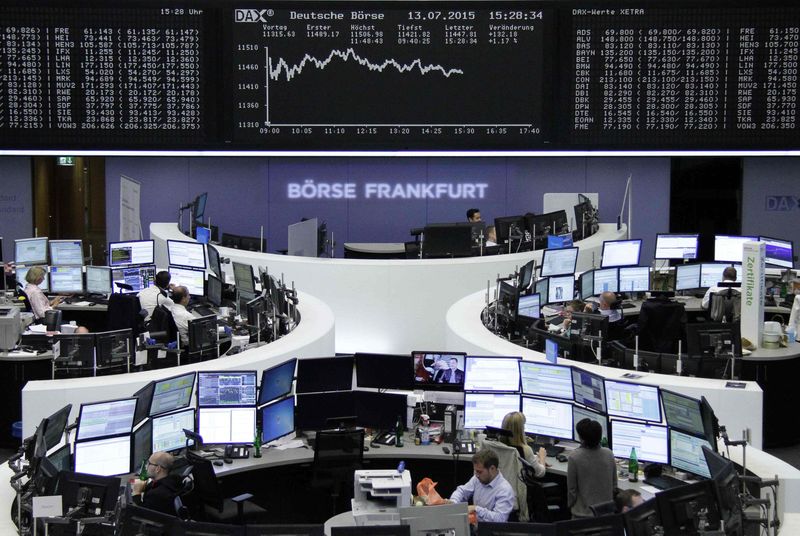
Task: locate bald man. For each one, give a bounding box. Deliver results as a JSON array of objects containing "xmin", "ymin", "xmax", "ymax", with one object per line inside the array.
[{"xmin": 132, "ymin": 451, "xmax": 181, "ymax": 515}]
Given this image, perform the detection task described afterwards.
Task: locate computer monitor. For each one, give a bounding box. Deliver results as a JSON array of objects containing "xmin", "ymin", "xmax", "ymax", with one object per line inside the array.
[
  {"xmin": 245, "ymin": 295, "xmax": 268, "ymax": 328},
  {"xmin": 522, "ymin": 396, "xmax": 573, "ymax": 441},
  {"xmin": 555, "ymin": 514, "xmax": 625, "ymax": 536},
  {"xmin": 572, "ymin": 406, "xmax": 609, "ymax": 445},
  {"xmin": 494, "ymin": 216, "xmax": 526, "ymax": 245},
  {"xmin": 355, "ymin": 353, "xmax": 414, "ymax": 391},
  {"xmin": 94, "ymin": 329, "xmax": 132, "ymax": 368},
  {"xmin": 167, "ymin": 239, "xmax": 207, "ymax": 269},
  {"xmin": 132, "ymin": 419, "xmax": 152, "ymax": 471},
  {"xmin": 76, "ymin": 398, "xmax": 138, "ymax": 441},
  {"xmin": 196, "ymin": 226, "xmax": 211, "ymax": 244},
  {"xmin": 518, "ymin": 260, "xmax": 536, "ymax": 293},
  {"xmin": 197, "ymin": 407, "xmax": 256, "ymax": 444},
  {"xmin": 567, "ymin": 311, "xmax": 609, "ymax": 339},
  {"xmin": 233, "ymin": 261, "xmax": 256, "ymax": 295},
  {"xmin": 516, "ymin": 293, "xmax": 541, "ymax": 325},
  {"xmin": 593, "ymin": 267, "xmax": 619, "ymax": 294},
  {"xmin": 152, "ymin": 408, "xmax": 196, "ymax": 453},
  {"xmin": 622, "ymin": 499, "xmax": 660, "ymax": 536},
  {"xmin": 464, "ymin": 393, "xmax": 521, "ymax": 429},
  {"xmin": 296, "ymin": 356, "xmax": 354, "ymax": 394},
  {"xmin": 188, "ymin": 315, "xmax": 218, "ymax": 354},
  {"xmin": 47, "ymin": 444, "xmax": 71, "ymax": 473},
  {"xmin": 197, "ymin": 371, "xmax": 258, "ymax": 407},
  {"xmin": 15, "ymin": 237, "xmax": 48, "ymax": 265},
  {"xmin": 151, "ymin": 372, "xmax": 196, "ymax": 417},
  {"xmin": 207, "ymin": 273, "xmax": 223, "ymax": 307},
  {"xmin": 54, "ymin": 470, "xmax": 122, "ymax": 515},
  {"xmin": 49, "ymin": 239, "xmax": 83, "ymax": 266},
  {"xmin": 85, "ymin": 266, "xmax": 112, "ymax": 294},
  {"xmin": 699, "ymin": 397, "xmax": 720, "ymax": 453},
  {"xmin": 354, "ymin": 391, "xmax": 408, "ymax": 430},
  {"xmin": 702, "ymin": 446, "xmax": 743, "ymax": 534},
  {"xmin": 412, "ymin": 351, "xmax": 467, "ymax": 391},
  {"xmin": 759, "ymin": 235, "xmax": 794, "ymax": 268},
  {"xmin": 547, "ymin": 274, "xmax": 574, "ymax": 304},
  {"xmin": 601, "ymin": 239, "xmax": 642, "ymax": 268},
  {"xmin": 43, "ymin": 404, "xmax": 73, "ymax": 451},
  {"xmin": 259, "ymin": 359, "xmax": 296, "ymax": 406},
  {"xmin": 261, "ymin": 396, "xmax": 295, "ymax": 444},
  {"xmin": 16, "ymin": 265, "xmax": 50, "ymax": 292},
  {"xmin": 618, "ymin": 266, "xmax": 650, "ymax": 293},
  {"xmin": 295, "ymin": 391, "xmax": 355, "ymax": 431},
  {"xmin": 120, "ymin": 503, "xmax": 178, "ymax": 536},
  {"xmin": 526, "ymin": 210, "xmax": 569, "ymax": 238},
  {"xmin": 498, "ymin": 281, "xmax": 519, "ymax": 323},
  {"xmin": 610, "ymin": 420, "xmax": 668, "ymax": 464},
  {"xmin": 74, "ymin": 435, "xmax": 132, "ymax": 475},
  {"xmin": 604, "ymin": 380, "xmax": 661, "ymax": 422},
  {"xmin": 675, "ymin": 263, "xmax": 701, "ymax": 291},
  {"xmin": 133, "ymin": 382, "xmax": 155, "ymax": 425},
  {"xmin": 192, "ymin": 192, "xmax": 208, "ymax": 222},
  {"xmin": 660, "ymin": 389, "xmax": 705, "ymax": 437},
  {"xmin": 112, "ymin": 264, "xmax": 156, "ymax": 293},
  {"xmin": 169, "ymin": 265, "xmax": 206, "ymax": 296},
  {"xmin": 239, "ymin": 234, "xmax": 266, "ymax": 253},
  {"xmin": 464, "ymin": 356, "xmax": 521, "ymax": 392},
  {"xmin": 399, "ymin": 503, "xmax": 469, "ymax": 536},
  {"xmin": 108, "ymin": 240, "xmax": 155, "ymax": 266},
  {"xmin": 686, "ymin": 322, "xmax": 742, "ymax": 358},
  {"xmin": 714, "ymin": 235, "xmax": 757, "ymax": 263},
  {"xmin": 656, "ymin": 480, "xmax": 721, "ymax": 534},
  {"xmin": 520, "ymin": 361, "xmax": 573, "ymax": 400},
  {"xmin": 670, "ymin": 429, "xmax": 712, "ymax": 479},
  {"xmin": 655, "ymin": 234, "xmax": 699, "ymax": 260},
  {"xmin": 541, "ymin": 247, "xmax": 579, "ymax": 277},
  {"xmin": 49, "ymin": 265, "xmax": 84, "ymax": 294},
  {"xmin": 571, "ymin": 367, "xmax": 606, "ymax": 413},
  {"xmin": 477, "ymin": 522, "xmax": 555, "ymax": 536},
  {"xmin": 700, "ymin": 262, "xmax": 742, "ymax": 288},
  {"xmin": 578, "ymin": 271, "xmax": 594, "ymax": 300},
  {"xmin": 53, "ymin": 332, "xmax": 94, "ymax": 367},
  {"xmin": 207, "ymin": 244, "xmax": 223, "ymax": 279}
]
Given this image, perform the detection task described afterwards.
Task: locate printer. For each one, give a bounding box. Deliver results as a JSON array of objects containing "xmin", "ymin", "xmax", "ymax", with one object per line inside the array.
[
  {"xmin": 0, "ymin": 306, "xmax": 21, "ymax": 351},
  {"xmin": 351, "ymin": 469, "xmax": 412, "ymax": 526}
]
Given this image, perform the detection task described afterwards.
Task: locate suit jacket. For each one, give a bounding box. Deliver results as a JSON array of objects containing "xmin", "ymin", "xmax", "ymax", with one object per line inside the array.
[{"xmin": 441, "ymin": 368, "xmax": 464, "ymax": 384}]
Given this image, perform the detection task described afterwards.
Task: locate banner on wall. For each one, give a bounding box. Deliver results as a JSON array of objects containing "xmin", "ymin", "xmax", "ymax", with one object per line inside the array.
[{"xmin": 120, "ymin": 175, "xmax": 142, "ymax": 241}]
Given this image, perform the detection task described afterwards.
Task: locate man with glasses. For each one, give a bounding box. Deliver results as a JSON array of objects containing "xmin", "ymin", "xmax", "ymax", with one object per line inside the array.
[{"xmin": 132, "ymin": 451, "xmax": 181, "ymax": 515}]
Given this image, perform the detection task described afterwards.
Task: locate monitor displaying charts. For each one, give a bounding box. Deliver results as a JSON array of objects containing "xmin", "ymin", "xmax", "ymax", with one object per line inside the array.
[
  {"xmin": 675, "ymin": 264, "xmax": 701, "ymax": 291},
  {"xmin": 573, "ymin": 405, "xmax": 609, "ymax": 444},
  {"xmin": 541, "ymin": 247, "xmax": 579, "ymax": 277},
  {"xmin": 572, "ymin": 368, "xmax": 606, "ymax": 413},
  {"xmin": 714, "ymin": 235, "xmax": 757, "ymax": 264},
  {"xmin": 197, "ymin": 371, "xmax": 257, "ymax": 407},
  {"xmin": 463, "ymin": 392, "xmax": 520, "ymax": 429},
  {"xmin": 655, "ymin": 234, "xmax": 699, "ymax": 260},
  {"xmin": 85, "ymin": 266, "xmax": 113, "ymax": 294},
  {"xmin": 151, "ymin": 408, "xmax": 196, "ymax": 453},
  {"xmin": 579, "ymin": 270, "xmax": 594, "ymax": 300},
  {"xmin": 547, "ymin": 275, "xmax": 574, "ymax": 304},
  {"xmin": 167, "ymin": 240, "xmax": 207, "ymax": 270},
  {"xmin": 49, "ymin": 240, "xmax": 83, "ymax": 266},
  {"xmin": 604, "ymin": 380, "xmax": 661, "ymax": 422},
  {"xmin": 661, "ymin": 389, "xmax": 705, "ymax": 437},
  {"xmin": 74, "ymin": 435, "xmax": 132, "ymax": 476},
  {"xmin": 76, "ymin": 398, "xmax": 138, "ymax": 441},
  {"xmin": 759, "ymin": 236, "xmax": 794, "ymax": 269},
  {"xmin": 522, "ymin": 396, "xmax": 574, "ymax": 441},
  {"xmin": 593, "ymin": 268, "xmax": 618, "ymax": 294},
  {"xmin": 16, "ymin": 266, "xmax": 50, "ymax": 292},
  {"xmin": 601, "ymin": 239, "xmax": 642, "ymax": 268},
  {"xmin": 464, "ymin": 356, "xmax": 520, "ymax": 392},
  {"xmin": 517, "ymin": 293, "xmax": 541, "ymax": 320},
  {"xmin": 700, "ymin": 263, "xmax": 742, "ymax": 288},
  {"xmin": 670, "ymin": 429, "xmax": 712, "ymax": 478},
  {"xmin": 49, "ymin": 266, "xmax": 84, "ymax": 294},
  {"xmin": 520, "ymin": 361, "xmax": 573, "ymax": 400},
  {"xmin": 611, "ymin": 420, "xmax": 668, "ymax": 464},
  {"xmin": 15, "ymin": 237, "xmax": 48, "ymax": 265},
  {"xmin": 108, "ymin": 240, "xmax": 155, "ymax": 266},
  {"xmin": 168, "ymin": 266, "xmax": 206, "ymax": 296},
  {"xmin": 150, "ymin": 372, "xmax": 196, "ymax": 417},
  {"xmin": 111, "ymin": 265, "xmax": 156, "ymax": 293},
  {"xmin": 197, "ymin": 407, "xmax": 256, "ymax": 444},
  {"xmin": 618, "ymin": 267, "xmax": 650, "ymax": 293}
]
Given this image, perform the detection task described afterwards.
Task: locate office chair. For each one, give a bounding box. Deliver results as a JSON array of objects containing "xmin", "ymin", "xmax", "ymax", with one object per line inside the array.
[
  {"xmin": 589, "ymin": 500, "xmax": 617, "ymax": 517},
  {"xmin": 311, "ymin": 428, "xmax": 365, "ymax": 517},
  {"xmin": 482, "ymin": 439, "xmax": 528, "ymax": 521},
  {"xmin": 709, "ymin": 288, "xmax": 741, "ymax": 323},
  {"xmin": 637, "ymin": 297, "xmax": 687, "ymax": 353},
  {"xmin": 16, "ymin": 289, "xmax": 32, "ymax": 313},
  {"xmin": 107, "ymin": 293, "xmax": 146, "ymax": 335},
  {"xmin": 519, "ymin": 457, "xmax": 564, "ymax": 522}
]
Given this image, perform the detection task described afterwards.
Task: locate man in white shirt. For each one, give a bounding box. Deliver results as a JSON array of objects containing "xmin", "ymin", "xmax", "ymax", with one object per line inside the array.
[
  {"xmin": 138, "ymin": 271, "xmax": 174, "ymax": 322},
  {"xmin": 170, "ymin": 286, "xmax": 194, "ymax": 346},
  {"xmin": 788, "ymin": 293, "xmax": 800, "ymax": 342},
  {"xmin": 448, "ymin": 448, "xmax": 516, "ymax": 523},
  {"xmin": 701, "ymin": 266, "xmax": 737, "ymax": 309}
]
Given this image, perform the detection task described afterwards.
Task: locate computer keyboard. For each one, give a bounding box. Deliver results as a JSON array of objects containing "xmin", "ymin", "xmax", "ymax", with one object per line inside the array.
[
  {"xmin": 620, "ymin": 302, "xmax": 636, "ymax": 309},
  {"xmin": 533, "ymin": 444, "xmax": 565, "ymax": 457},
  {"xmin": 643, "ymin": 474, "xmax": 686, "ymax": 490}
]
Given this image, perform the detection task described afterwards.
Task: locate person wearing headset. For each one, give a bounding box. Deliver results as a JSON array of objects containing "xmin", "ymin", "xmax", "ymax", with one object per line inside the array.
[{"xmin": 138, "ymin": 270, "xmax": 175, "ymax": 323}]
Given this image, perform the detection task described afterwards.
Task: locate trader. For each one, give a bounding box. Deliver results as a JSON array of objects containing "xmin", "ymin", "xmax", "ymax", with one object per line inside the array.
[
  {"xmin": 24, "ymin": 266, "xmax": 64, "ymax": 319},
  {"xmin": 585, "ymin": 291, "xmax": 626, "ymax": 341},
  {"xmin": 701, "ymin": 266, "xmax": 738, "ymax": 309},
  {"xmin": 567, "ymin": 419, "xmax": 617, "ymax": 518},
  {"xmin": 170, "ymin": 286, "xmax": 194, "ymax": 346},
  {"xmin": 467, "ymin": 208, "xmax": 482, "ymax": 223},
  {"xmin": 448, "ymin": 448, "xmax": 516, "ymax": 523},
  {"xmin": 499, "ymin": 412, "xmax": 547, "ymax": 478},
  {"xmin": 614, "ymin": 489, "xmax": 644, "ymax": 513},
  {"xmin": 139, "ymin": 270, "xmax": 175, "ymax": 323},
  {"xmin": 132, "ymin": 451, "xmax": 182, "ymax": 515}
]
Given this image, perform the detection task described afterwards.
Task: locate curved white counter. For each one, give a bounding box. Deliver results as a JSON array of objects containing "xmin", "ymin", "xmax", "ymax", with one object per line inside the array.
[
  {"xmin": 152, "ymin": 222, "xmax": 626, "ymax": 354},
  {"xmin": 21, "ymin": 291, "xmax": 335, "ymax": 437}
]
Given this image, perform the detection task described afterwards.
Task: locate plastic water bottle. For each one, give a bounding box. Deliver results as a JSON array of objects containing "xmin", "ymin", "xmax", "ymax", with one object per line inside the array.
[{"xmin": 788, "ymin": 326, "xmax": 797, "ymax": 344}]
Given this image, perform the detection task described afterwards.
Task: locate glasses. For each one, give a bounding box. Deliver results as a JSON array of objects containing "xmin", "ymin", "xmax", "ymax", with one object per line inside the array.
[{"xmin": 147, "ymin": 461, "xmax": 164, "ymax": 469}]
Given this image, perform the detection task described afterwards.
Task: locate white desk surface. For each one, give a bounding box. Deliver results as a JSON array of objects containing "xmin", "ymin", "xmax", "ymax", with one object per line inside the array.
[{"xmin": 343, "ymin": 242, "xmax": 406, "ymax": 254}]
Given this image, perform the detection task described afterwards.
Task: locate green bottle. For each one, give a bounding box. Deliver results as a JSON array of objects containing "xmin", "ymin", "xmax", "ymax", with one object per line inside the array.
[
  {"xmin": 138, "ymin": 459, "xmax": 149, "ymax": 481},
  {"xmin": 254, "ymin": 427, "xmax": 262, "ymax": 458},
  {"xmin": 628, "ymin": 448, "xmax": 638, "ymax": 482},
  {"xmin": 600, "ymin": 436, "xmax": 608, "ymax": 448}
]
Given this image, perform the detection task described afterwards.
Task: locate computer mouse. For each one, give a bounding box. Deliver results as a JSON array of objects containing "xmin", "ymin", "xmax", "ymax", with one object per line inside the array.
[
  {"xmin": 213, "ymin": 460, "xmax": 224, "ymax": 467},
  {"xmin": 223, "ymin": 458, "xmax": 233, "ymax": 464},
  {"xmin": 556, "ymin": 454, "xmax": 568, "ymax": 463},
  {"xmin": 442, "ymin": 446, "xmax": 450, "ymax": 454}
]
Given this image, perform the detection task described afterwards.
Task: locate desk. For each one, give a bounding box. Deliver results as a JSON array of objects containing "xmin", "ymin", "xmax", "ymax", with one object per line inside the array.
[{"xmin": 343, "ymin": 243, "xmax": 406, "ymax": 259}]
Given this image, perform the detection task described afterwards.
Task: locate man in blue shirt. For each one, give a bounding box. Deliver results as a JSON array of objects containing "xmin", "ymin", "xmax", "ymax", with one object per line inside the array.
[{"xmin": 448, "ymin": 448, "xmax": 516, "ymax": 523}]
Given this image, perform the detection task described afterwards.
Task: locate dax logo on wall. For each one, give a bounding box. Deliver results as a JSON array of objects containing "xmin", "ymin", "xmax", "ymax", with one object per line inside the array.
[{"xmin": 765, "ymin": 196, "xmax": 800, "ymax": 211}]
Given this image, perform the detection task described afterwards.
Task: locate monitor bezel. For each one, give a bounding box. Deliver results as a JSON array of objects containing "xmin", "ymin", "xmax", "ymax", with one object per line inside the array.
[
  {"xmin": 150, "ymin": 371, "xmax": 197, "ymax": 417},
  {"xmin": 167, "ymin": 239, "xmax": 207, "ymax": 270},
  {"xmin": 654, "ymin": 233, "xmax": 700, "ymax": 261},
  {"xmin": 108, "ymin": 239, "xmax": 155, "ymax": 267},
  {"xmin": 196, "ymin": 370, "xmax": 259, "ymax": 408},
  {"xmin": 258, "ymin": 358, "xmax": 297, "ymax": 407},
  {"xmin": 600, "ymin": 239, "xmax": 643, "ymax": 268},
  {"xmin": 604, "ymin": 379, "xmax": 662, "ymax": 423},
  {"xmin": 540, "ymin": 247, "xmax": 579, "ymax": 277},
  {"xmin": 76, "ymin": 397, "xmax": 138, "ymax": 442},
  {"xmin": 609, "ymin": 418, "xmax": 669, "ymax": 464}
]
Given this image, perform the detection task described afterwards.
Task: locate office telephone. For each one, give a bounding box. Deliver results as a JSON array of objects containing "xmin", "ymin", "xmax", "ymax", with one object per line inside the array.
[{"xmin": 224, "ymin": 445, "xmax": 250, "ymax": 459}]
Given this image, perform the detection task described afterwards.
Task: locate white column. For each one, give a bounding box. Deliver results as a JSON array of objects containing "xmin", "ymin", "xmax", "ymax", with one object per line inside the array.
[{"xmin": 741, "ymin": 241, "xmax": 765, "ymax": 347}]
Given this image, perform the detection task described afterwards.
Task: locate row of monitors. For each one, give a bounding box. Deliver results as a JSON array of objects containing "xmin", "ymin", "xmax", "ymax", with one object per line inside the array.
[{"xmin": 655, "ymin": 234, "xmax": 794, "ymax": 268}]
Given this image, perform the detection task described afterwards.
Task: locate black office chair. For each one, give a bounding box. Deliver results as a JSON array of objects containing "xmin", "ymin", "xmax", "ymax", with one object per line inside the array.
[
  {"xmin": 311, "ymin": 429, "xmax": 365, "ymax": 518},
  {"xmin": 519, "ymin": 457, "xmax": 564, "ymax": 522},
  {"xmin": 589, "ymin": 500, "xmax": 617, "ymax": 517},
  {"xmin": 637, "ymin": 297, "xmax": 687, "ymax": 354},
  {"xmin": 16, "ymin": 289, "xmax": 32, "ymax": 313},
  {"xmin": 107, "ymin": 293, "xmax": 146, "ymax": 335},
  {"xmin": 709, "ymin": 288, "xmax": 741, "ymax": 323}
]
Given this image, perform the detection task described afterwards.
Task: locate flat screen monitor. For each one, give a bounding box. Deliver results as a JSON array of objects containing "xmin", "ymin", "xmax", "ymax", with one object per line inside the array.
[
  {"xmin": 85, "ymin": 266, "xmax": 112, "ymax": 294},
  {"xmin": 17, "ymin": 265, "xmax": 49, "ymax": 292},
  {"xmin": 464, "ymin": 392, "xmax": 520, "ymax": 429},
  {"xmin": 132, "ymin": 382, "xmax": 154, "ymax": 426},
  {"xmin": 593, "ymin": 267, "xmax": 619, "ymax": 294},
  {"xmin": 464, "ymin": 356, "xmax": 520, "ymax": 392},
  {"xmin": 108, "ymin": 240, "xmax": 155, "ymax": 266},
  {"xmin": 601, "ymin": 239, "xmax": 642, "ymax": 268},
  {"xmin": 355, "ymin": 353, "xmax": 414, "ymax": 391},
  {"xmin": 423, "ymin": 223, "xmax": 474, "ymax": 258},
  {"xmin": 258, "ymin": 359, "xmax": 296, "ymax": 406},
  {"xmin": 296, "ymin": 356, "xmax": 353, "ymax": 394},
  {"xmin": 675, "ymin": 263, "xmax": 701, "ymax": 291},
  {"xmin": 294, "ymin": 391, "xmax": 355, "ymax": 431},
  {"xmin": 541, "ymin": 247, "xmax": 579, "ymax": 277},
  {"xmin": 233, "ymin": 261, "xmax": 256, "ymax": 295},
  {"xmin": 206, "ymin": 244, "xmax": 222, "ymax": 279},
  {"xmin": 196, "ymin": 226, "xmax": 211, "ymax": 244},
  {"xmin": 610, "ymin": 420, "xmax": 668, "ymax": 464},
  {"xmin": 702, "ymin": 446, "xmax": 743, "ymax": 533},
  {"xmin": 578, "ymin": 271, "xmax": 594, "ymax": 300},
  {"xmin": 193, "ymin": 192, "xmax": 208, "ymax": 223},
  {"xmin": 261, "ymin": 396, "xmax": 295, "ymax": 444},
  {"xmin": 76, "ymin": 398, "xmax": 137, "ymax": 441},
  {"xmin": 197, "ymin": 371, "xmax": 258, "ymax": 407},
  {"xmin": 526, "ymin": 210, "xmax": 569, "ymax": 238},
  {"xmin": 498, "ymin": 282, "xmax": 519, "ymax": 322},
  {"xmin": 354, "ymin": 391, "xmax": 408, "ymax": 430},
  {"xmin": 660, "ymin": 389, "xmax": 705, "ymax": 437},
  {"xmin": 49, "ymin": 240, "xmax": 83, "ymax": 266},
  {"xmin": 656, "ymin": 480, "xmax": 721, "ymax": 535},
  {"xmin": 604, "ymin": 380, "xmax": 661, "ymax": 422},
  {"xmin": 534, "ymin": 278, "xmax": 548, "ymax": 303},
  {"xmin": 167, "ymin": 239, "xmax": 206, "ymax": 269},
  {"xmin": 518, "ymin": 260, "xmax": 535, "ymax": 293},
  {"xmin": 517, "ymin": 293, "xmax": 540, "ymax": 322},
  {"xmin": 151, "ymin": 372, "xmax": 196, "ymax": 417},
  {"xmin": 240, "ymin": 235, "xmax": 266, "ymax": 253},
  {"xmin": 573, "ymin": 406, "xmax": 609, "ymax": 445},
  {"xmin": 547, "ymin": 275, "xmax": 574, "ymax": 304},
  {"xmin": 568, "ymin": 311, "xmax": 609, "ymax": 339},
  {"xmin": 412, "ymin": 351, "xmax": 467, "ymax": 391},
  {"xmin": 522, "ymin": 396, "xmax": 573, "ymax": 441},
  {"xmin": 55, "ymin": 471, "xmax": 121, "ymax": 517},
  {"xmin": 493, "ymin": 216, "xmax": 526, "ymax": 245},
  {"xmin": 686, "ymin": 322, "xmax": 742, "ymax": 358},
  {"xmin": 655, "ymin": 234, "xmax": 699, "ymax": 260},
  {"xmin": 622, "ymin": 498, "xmax": 660, "ymax": 536},
  {"xmin": 618, "ymin": 267, "xmax": 650, "ymax": 293},
  {"xmin": 700, "ymin": 263, "xmax": 742, "ymax": 288},
  {"xmin": 168, "ymin": 266, "xmax": 205, "ymax": 296},
  {"xmin": 207, "ymin": 273, "xmax": 223, "ymax": 307},
  {"xmin": 132, "ymin": 419, "xmax": 152, "ymax": 470},
  {"xmin": 94, "ymin": 329, "xmax": 132, "ymax": 368},
  {"xmin": 74, "ymin": 435, "xmax": 132, "ymax": 476},
  {"xmin": 714, "ymin": 235, "xmax": 757, "ymax": 263},
  {"xmin": 571, "ymin": 367, "xmax": 606, "ymax": 413},
  {"xmin": 188, "ymin": 315, "xmax": 218, "ymax": 354},
  {"xmin": 16, "ymin": 237, "xmax": 49, "ymax": 265},
  {"xmin": 670, "ymin": 429, "xmax": 712, "ymax": 478},
  {"xmin": 519, "ymin": 361, "xmax": 573, "ymax": 400},
  {"xmin": 759, "ymin": 236, "xmax": 794, "ymax": 268},
  {"xmin": 53, "ymin": 332, "xmax": 94, "ymax": 367},
  {"xmin": 197, "ymin": 407, "xmax": 256, "ymax": 444},
  {"xmin": 43, "ymin": 404, "xmax": 73, "ymax": 451},
  {"xmin": 152, "ymin": 408, "xmax": 196, "ymax": 453},
  {"xmin": 48, "ymin": 444, "xmax": 72, "ymax": 473},
  {"xmin": 112, "ymin": 265, "xmax": 155, "ymax": 294},
  {"xmin": 49, "ymin": 265, "xmax": 84, "ymax": 294}
]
